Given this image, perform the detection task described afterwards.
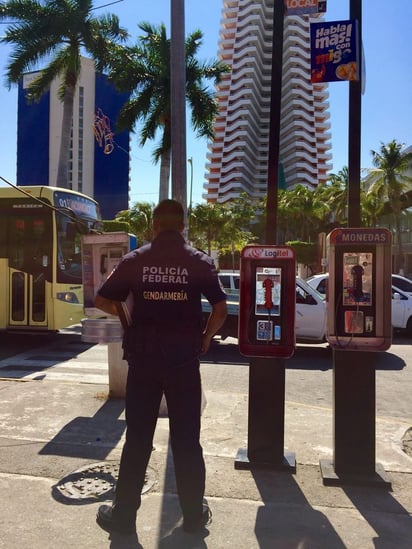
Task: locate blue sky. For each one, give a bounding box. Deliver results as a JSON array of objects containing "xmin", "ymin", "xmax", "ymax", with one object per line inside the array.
[{"xmin": 1, "ymin": 0, "xmax": 411, "ymax": 207}]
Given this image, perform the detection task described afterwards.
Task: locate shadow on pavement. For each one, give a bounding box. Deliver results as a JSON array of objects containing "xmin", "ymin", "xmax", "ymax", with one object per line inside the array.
[
  {"xmin": 40, "ymin": 398, "xmax": 126, "ymax": 461},
  {"xmin": 251, "ymin": 468, "xmax": 346, "ymax": 548},
  {"xmin": 374, "ymin": 350, "xmax": 407, "ymax": 370},
  {"xmin": 343, "ymin": 484, "xmax": 412, "ymax": 547}
]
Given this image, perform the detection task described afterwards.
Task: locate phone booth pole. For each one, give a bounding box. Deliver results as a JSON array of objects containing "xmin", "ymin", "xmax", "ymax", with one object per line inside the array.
[
  {"xmin": 321, "ymin": 228, "xmax": 392, "ymax": 486},
  {"xmin": 320, "ymin": 0, "xmax": 391, "ymax": 488},
  {"xmin": 236, "ymin": 246, "xmax": 296, "ymax": 470}
]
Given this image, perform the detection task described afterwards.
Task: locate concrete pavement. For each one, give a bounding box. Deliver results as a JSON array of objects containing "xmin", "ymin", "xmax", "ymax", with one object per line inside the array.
[{"xmin": 0, "ymin": 332, "xmax": 411, "ymax": 548}]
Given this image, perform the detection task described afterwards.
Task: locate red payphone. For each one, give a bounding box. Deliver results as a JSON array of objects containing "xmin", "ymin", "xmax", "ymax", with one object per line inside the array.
[
  {"xmin": 238, "ymin": 245, "xmax": 296, "ymax": 358},
  {"xmin": 327, "ymin": 228, "xmax": 392, "ymax": 351}
]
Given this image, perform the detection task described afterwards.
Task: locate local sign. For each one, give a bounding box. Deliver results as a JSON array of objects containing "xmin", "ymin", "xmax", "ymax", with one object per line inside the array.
[{"xmin": 284, "ymin": 0, "xmax": 327, "ymax": 15}]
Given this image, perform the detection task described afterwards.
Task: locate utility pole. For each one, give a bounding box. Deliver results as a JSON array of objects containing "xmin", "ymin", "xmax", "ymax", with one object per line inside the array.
[
  {"xmin": 265, "ymin": 0, "xmax": 285, "ymax": 245},
  {"xmin": 187, "ymin": 156, "xmax": 193, "ymax": 230},
  {"xmin": 347, "ymin": 0, "xmax": 362, "ymax": 227},
  {"xmin": 170, "ymin": 0, "xmax": 187, "ymax": 213},
  {"xmin": 235, "ymin": 0, "xmax": 295, "ymax": 473}
]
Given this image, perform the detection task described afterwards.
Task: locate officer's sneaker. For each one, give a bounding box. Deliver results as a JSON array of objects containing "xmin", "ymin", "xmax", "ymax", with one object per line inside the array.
[
  {"xmin": 183, "ymin": 502, "xmax": 212, "ymax": 533},
  {"xmin": 96, "ymin": 504, "xmax": 136, "ymax": 535}
]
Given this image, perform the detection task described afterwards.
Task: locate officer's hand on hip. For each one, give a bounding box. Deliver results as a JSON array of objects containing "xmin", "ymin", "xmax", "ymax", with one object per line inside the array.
[{"xmin": 200, "ymin": 333, "xmax": 213, "ymax": 355}]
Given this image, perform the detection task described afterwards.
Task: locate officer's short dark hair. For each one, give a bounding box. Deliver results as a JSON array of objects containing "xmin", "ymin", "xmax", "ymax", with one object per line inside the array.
[{"xmin": 153, "ymin": 199, "xmax": 184, "ymax": 231}]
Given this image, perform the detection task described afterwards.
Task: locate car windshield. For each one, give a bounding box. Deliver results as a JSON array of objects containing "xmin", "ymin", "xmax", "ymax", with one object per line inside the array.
[
  {"xmin": 392, "ymin": 275, "xmax": 412, "ymax": 293},
  {"xmin": 298, "ymin": 277, "xmax": 326, "ymax": 300}
]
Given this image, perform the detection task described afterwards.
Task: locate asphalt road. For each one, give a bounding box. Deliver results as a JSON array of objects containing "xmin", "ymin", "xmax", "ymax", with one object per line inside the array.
[
  {"xmin": 0, "ymin": 329, "xmax": 410, "ymax": 422},
  {"xmin": 202, "ymin": 333, "xmax": 412, "ymax": 421},
  {"xmin": 0, "ymin": 330, "xmax": 74, "ymax": 361}
]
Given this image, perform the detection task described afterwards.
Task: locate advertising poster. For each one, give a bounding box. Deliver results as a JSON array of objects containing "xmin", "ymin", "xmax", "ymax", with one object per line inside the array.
[
  {"xmin": 285, "ymin": 0, "xmax": 326, "ymax": 16},
  {"xmin": 310, "ymin": 19, "xmax": 359, "ymax": 83}
]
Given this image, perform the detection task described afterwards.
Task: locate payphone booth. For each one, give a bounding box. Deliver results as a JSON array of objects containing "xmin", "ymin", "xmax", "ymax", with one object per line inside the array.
[
  {"xmin": 81, "ymin": 232, "xmax": 130, "ymax": 318},
  {"xmin": 236, "ymin": 245, "xmax": 296, "ymax": 470},
  {"xmin": 238, "ymin": 245, "xmax": 296, "ymax": 359},
  {"xmin": 321, "ymin": 228, "xmax": 393, "ymax": 486},
  {"xmin": 81, "ymin": 232, "xmax": 130, "ymax": 398},
  {"xmin": 327, "ymin": 228, "xmax": 392, "ymax": 352}
]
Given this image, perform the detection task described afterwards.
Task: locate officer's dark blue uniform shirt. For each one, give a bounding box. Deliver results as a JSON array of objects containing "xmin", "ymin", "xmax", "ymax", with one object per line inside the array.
[{"xmin": 98, "ymin": 231, "xmax": 226, "ymax": 367}]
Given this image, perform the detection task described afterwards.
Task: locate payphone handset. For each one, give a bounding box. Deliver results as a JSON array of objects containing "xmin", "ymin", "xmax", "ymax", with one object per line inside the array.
[
  {"xmin": 238, "ymin": 245, "xmax": 296, "ymax": 358},
  {"xmin": 327, "ymin": 228, "xmax": 392, "ymax": 351}
]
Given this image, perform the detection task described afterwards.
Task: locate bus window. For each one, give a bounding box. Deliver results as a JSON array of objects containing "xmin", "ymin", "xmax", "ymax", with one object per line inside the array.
[
  {"xmin": 8, "ymin": 214, "xmax": 52, "ymax": 280},
  {"xmin": 56, "ymin": 213, "xmax": 84, "ymax": 283}
]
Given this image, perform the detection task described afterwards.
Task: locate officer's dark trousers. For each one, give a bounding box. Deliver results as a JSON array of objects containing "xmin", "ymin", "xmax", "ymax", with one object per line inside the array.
[{"xmin": 113, "ymin": 358, "xmax": 205, "ymax": 524}]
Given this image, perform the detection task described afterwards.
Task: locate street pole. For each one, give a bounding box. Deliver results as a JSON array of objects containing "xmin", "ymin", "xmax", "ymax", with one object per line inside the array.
[
  {"xmin": 236, "ymin": 0, "xmax": 294, "ymax": 472},
  {"xmin": 187, "ymin": 156, "xmax": 193, "ymax": 233},
  {"xmin": 265, "ymin": 0, "xmax": 285, "ymax": 245},
  {"xmin": 170, "ymin": 0, "xmax": 187, "ymax": 212},
  {"xmin": 347, "ymin": 1, "xmax": 362, "ymax": 227}
]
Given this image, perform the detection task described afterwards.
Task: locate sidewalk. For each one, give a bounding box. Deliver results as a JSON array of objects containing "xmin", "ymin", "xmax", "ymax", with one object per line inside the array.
[{"xmin": 0, "ymin": 337, "xmax": 411, "ymax": 548}]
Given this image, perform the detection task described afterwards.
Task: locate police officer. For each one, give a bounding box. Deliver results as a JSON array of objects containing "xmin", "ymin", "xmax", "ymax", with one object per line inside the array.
[{"xmin": 95, "ymin": 199, "xmax": 227, "ymax": 536}]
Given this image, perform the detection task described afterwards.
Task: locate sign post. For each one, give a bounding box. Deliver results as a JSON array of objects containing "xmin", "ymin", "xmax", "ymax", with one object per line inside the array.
[{"xmin": 235, "ymin": 1, "xmax": 296, "ymax": 472}]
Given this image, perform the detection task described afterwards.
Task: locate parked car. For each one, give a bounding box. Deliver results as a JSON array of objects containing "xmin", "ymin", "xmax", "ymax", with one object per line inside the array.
[
  {"xmin": 202, "ymin": 275, "xmax": 327, "ymax": 343},
  {"xmin": 391, "ymin": 274, "xmax": 412, "ymax": 296},
  {"xmin": 307, "ymin": 272, "xmax": 412, "ymax": 297},
  {"xmin": 218, "ymin": 271, "xmax": 240, "ymax": 295},
  {"xmin": 306, "ymin": 273, "xmax": 412, "ymax": 335}
]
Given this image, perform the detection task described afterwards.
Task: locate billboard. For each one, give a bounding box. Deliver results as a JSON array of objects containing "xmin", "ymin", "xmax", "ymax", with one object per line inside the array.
[{"xmin": 310, "ymin": 19, "xmax": 359, "ymax": 83}]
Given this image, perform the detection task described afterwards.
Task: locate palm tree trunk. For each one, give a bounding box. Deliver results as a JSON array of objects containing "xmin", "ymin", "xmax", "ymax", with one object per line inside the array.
[
  {"xmin": 395, "ymin": 213, "xmax": 405, "ymax": 274},
  {"xmin": 56, "ymin": 85, "xmax": 76, "ymax": 189},
  {"xmin": 159, "ymin": 148, "xmax": 171, "ymax": 201}
]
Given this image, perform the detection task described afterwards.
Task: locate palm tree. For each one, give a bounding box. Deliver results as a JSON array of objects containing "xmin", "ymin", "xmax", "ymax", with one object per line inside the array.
[
  {"xmin": 280, "ymin": 185, "xmax": 320, "ymax": 242},
  {"xmin": 325, "ymin": 166, "xmax": 349, "ymax": 225},
  {"xmin": 365, "ymin": 140, "xmax": 412, "ymax": 273},
  {"xmin": 360, "ymin": 190, "xmax": 384, "ymax": 227},
  {"xmin": 0, "ymin": 0, "xmax": 128, "ymax": 188},
  {"xmin": 189, "ymin": 203, "xmax": 229, "ymax": 255},
  {"xmin": 115, "ymin": 201, "xmax": 155, "ymax": 244},
  {"xmin": 107, "ymin": 22, "xmax": 229, "ymax": 200}
]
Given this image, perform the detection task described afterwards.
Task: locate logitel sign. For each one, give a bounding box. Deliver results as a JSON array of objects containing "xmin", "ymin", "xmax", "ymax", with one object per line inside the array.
[
  {"xmin": 238, "ymin": 245, "xmax": 296, "ymax": 358},
  {"xmin": 242, "ymin": 246, "xmax": 294, "ymax": 260}
]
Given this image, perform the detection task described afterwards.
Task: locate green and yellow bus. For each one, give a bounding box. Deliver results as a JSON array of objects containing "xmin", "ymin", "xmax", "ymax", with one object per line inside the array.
[{"xmin": 0, "ymin": 185, "xmax": 102, "ymax": 331}]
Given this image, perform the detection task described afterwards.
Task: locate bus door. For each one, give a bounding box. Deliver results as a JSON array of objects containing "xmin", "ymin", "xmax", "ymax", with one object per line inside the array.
[{"xmin": 7, "ymin": 213, "xmax": 52, "ymax": 328}]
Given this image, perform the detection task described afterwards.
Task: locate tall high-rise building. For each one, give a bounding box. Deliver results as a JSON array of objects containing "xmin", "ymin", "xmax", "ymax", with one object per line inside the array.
[
  {"xmin": 204, "ymin": 0, "xmax": 332, "ymax": 202},
  {"xmin": 17, "ymin": 57, "xmax": 130, "ymax": 219}
]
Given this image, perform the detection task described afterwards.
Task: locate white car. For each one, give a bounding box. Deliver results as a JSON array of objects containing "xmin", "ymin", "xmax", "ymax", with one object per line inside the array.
[
  {"xmin": 218, "ymin": 271, "xmax": 240, "ymax": 296},
  {"xmin": 391, "ymin": 274, "xmax": 412, "ymax": 296},
  {"xmin": 306, "ymin": 273, "xmax": 412, "ymax": 335},
  {"xmin": 203, "ymin": 274, "xmax": 327, "ymax": 343}
]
